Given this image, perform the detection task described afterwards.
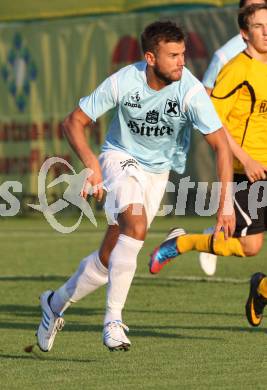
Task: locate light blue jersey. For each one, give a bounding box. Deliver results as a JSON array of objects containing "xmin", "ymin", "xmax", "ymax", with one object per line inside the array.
[
  {"xmin": 202, "ymin": 34, "xmax": 246, "ymax": 89},
  {"xmin": 80, "ymin": 61, "xmax": 222, "ymax": 174}
]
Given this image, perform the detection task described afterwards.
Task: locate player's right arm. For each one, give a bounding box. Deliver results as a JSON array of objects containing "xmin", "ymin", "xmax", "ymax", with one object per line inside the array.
[
  {"xmin": 63, "ymin": 73, "xmax": 119, "ymax": 201},
  {"xmin": 63, "ymin": 108, "xmax": 104, "ymax": 201}
]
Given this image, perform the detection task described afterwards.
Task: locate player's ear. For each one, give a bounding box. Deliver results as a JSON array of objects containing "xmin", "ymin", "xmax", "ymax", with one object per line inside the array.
[
  {"xmin": 240, "ymin": 29, "xmax": 249, "ymax": 42},
  {"xmin": 144, "ymin": 51, "xmax": 156, "ymax": 66}
]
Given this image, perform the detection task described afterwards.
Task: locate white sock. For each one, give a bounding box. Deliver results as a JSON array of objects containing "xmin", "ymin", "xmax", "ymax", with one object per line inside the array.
[
  {"xmin": 104, "ymin": 234, "xmax": 144, "ymax": 325},
  {"xmin": 50, "ymin": 251, "xmax": 108, "ymax": 315}
]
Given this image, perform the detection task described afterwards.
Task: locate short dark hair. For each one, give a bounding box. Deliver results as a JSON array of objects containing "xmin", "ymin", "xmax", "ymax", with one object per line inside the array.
[
  {"xmin": 239, "ymin": 0, "xmax": 248, "ymax": 8},
  {"xmin": 239, "ymin": 0, "xmax": 267, "ymax": 7},
  {"xmin": 141, "ymin": 21, "xmax": 185, "ymax": 54},
  {"xmin": 238, "ymin": 3, "xmax": 267, "ymax": 30}
]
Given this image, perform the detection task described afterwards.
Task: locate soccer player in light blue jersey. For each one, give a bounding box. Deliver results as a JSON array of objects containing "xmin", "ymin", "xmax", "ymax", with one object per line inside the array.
[
  {"xmin": 36, "ymin": 21, "xmax": 234, "ymax": 353},
  {"xmin": 202, "ymin": 0, "xmax": 266, "ymax": 95}
]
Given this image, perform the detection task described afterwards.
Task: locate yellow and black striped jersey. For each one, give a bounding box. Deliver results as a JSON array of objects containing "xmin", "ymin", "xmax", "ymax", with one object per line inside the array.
[{"xmin": 211, "ymin": 52, "xmax": 267, "ymax": 173}]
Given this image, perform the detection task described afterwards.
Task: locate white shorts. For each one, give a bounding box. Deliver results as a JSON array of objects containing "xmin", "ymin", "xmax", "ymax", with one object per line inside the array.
[{"xmin": 99, "ymin": 150, "xmax": 169, "ymax": 228}]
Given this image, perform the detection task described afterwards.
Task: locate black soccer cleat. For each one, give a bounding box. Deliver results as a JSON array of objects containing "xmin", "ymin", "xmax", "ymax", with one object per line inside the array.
[{"xmin": 245, "ymin": 272, "xmax": 267, "ymax": 327}]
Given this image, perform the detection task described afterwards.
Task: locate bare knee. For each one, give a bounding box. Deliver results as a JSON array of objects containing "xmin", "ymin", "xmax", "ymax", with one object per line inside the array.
[
  {"xmin": 243, "ymin": 246, "xmax": 262, "ymax": 257},
  {"xmin": 118, "ymin": 205, "xmax": 147, "ymax": 240},
  {"xmin": 120, "ymin": 219, "xmax": 147, "ymax": 240},
  {"xmin": 240, "ymin": 234, "xmax": 264, "ymax": 257}
]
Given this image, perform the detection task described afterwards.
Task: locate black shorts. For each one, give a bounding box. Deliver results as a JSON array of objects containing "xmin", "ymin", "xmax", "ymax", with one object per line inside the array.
[{"xmin": 233, "ymin": 174, "xmax": 267, "ymax": 237}]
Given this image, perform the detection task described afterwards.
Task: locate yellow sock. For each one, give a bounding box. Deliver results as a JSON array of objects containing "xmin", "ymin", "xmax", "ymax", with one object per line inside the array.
[
  {"xmin": 258, "ymin": 278, "xmax": 267, "ymax": 299},
  {"xmin": 178, "ymin": 234, "xmax": 211, "ymax": 253},
  {"xmin": 178, "ymin": 232, "xmax": 245, "ymax": 257}
]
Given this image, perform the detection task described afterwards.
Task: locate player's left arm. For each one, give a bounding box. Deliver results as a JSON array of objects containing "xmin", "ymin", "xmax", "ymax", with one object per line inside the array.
[
  {"xmin": 185, "ymin": 79, "xmax": 235, "ymax": 238},
  {"xmin": 204, "ymin": 128, "xmax": 235, "ymax": 240},
  {"xmin": 223, "ymin": 125, "xmax": 267, "ymax": 182}
]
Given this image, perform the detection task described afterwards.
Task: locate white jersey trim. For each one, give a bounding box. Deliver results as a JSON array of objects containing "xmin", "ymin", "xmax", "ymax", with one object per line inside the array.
[
  {"xmin": 110, "ymin": 73, "xmax": 119, "ymax": 104},
  {"xmin": 182, "ymin": 83, "xmax": 204, "ymax": 112}
]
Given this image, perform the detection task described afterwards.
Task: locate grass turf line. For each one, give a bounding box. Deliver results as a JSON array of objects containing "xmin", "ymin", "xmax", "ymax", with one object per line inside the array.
[{"xmin": 0, "ymin": 216, "xmax": 267, "ymax": 389}]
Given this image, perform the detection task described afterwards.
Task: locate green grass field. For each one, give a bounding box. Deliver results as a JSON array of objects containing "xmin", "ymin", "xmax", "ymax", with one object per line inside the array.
[{"xmin": 1, "ymin": 215, "xmax": 267, "ymax": 389}]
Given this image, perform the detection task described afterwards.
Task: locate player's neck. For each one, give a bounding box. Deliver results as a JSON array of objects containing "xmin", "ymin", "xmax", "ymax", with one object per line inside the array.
[
  {"xmin": 146, "ymin": 66, "xmax": 170, "ymax": 91},
  {"xmin": 245, "ymin": 46, "xmax": 267, "ymax": 64}
]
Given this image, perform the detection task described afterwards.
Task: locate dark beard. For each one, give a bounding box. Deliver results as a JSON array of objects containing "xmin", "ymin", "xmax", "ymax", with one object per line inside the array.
[{"xmin": 153, "ymin": 65, "xmax": 173, "ymax": 85}]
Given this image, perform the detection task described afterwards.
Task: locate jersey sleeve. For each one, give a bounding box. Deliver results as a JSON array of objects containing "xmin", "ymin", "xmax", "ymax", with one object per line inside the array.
[
  {"xmin": 202, "ymin": 53, "xmax": 224, "ymax": 89},
  {"xmin": 184, "ymin": 84, "xmax": 222, "ymax": 134},
  {"xmin": 79, "ymin": 74, "xmax": 118, "ymax": 121},
  {"xmin": 211, "ymin": 57, "xmax": 246, "ymax": 123}
]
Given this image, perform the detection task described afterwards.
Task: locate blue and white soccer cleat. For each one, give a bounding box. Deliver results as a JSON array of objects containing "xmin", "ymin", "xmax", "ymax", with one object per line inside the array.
[
  {"xmin": 199, "ymin": 227, "xmax": 217, "ymax": 276},
  {"xmin": 36, "ymin": 290, "xmax": 65, "ymax": 352},
  {"xmin": 149, "ymin": 228, "xmax": 186, "ymax": 274},
  {"xmin": 103, "ymin": 320, "xmax": 131, "ymax": 351}
]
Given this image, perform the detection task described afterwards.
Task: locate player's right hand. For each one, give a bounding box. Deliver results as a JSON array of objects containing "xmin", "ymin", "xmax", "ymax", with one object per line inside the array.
[{"xmin": 81, "ymin": 158, "xmax": 104, "ymax": 202}]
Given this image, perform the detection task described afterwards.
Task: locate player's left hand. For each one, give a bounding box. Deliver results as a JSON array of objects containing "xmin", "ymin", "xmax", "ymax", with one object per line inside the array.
[{"xmin": 243, "ymin": 157, "xmax": 267, "ymax": 183}]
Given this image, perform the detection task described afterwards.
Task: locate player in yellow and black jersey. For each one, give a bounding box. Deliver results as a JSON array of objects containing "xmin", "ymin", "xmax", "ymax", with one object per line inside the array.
[
  {"xmin": 210, "ymin": 4, "xmax": 267, "ymax": 327},
  {"xmin": 211, "ymin": 48, "xmax": 267, "ymax": 174},
  {"xmin": 150, "ymin": 3, "xmax": 267, "ymax": 327}
]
